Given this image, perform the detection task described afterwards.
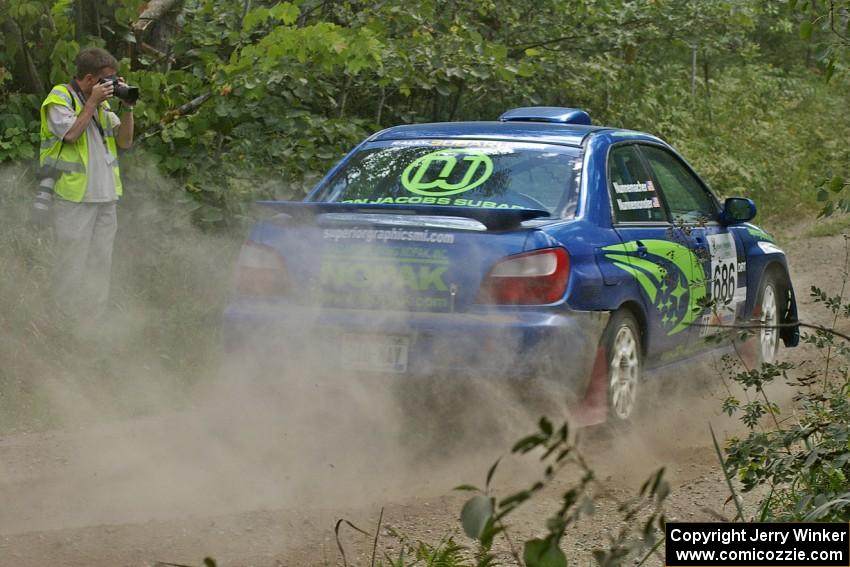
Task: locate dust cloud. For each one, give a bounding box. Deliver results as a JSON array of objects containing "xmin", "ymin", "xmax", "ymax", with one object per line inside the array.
[
  {"xmin": 0, "ymin": 157, "xmax": 773, "ymax": 557},
  {"xmin": 584, "ymin": 350, "xmax": 798, "ymax": 489},
  {"xmin": 0, "ymin": 160, "xmax": 563, "ymax": 542}
]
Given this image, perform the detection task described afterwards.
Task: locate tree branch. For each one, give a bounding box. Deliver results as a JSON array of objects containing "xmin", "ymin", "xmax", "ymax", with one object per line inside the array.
[
  {"xmin": 507, "ymin": 34, "xmax": 585, "ymax": 57},
  {"xmin": 8, "ymin": 18, "xmax": 45, "ymax": 99},
  {"xmin": 133, "ymin": 0, "xmax": 182, "ymax": 33},
  {"xmin": 829, "ymin": 1, "xmax": 850, "ymax": 45},
  {"xmin": 691, "ymin": 320, "xmax": 850, "ymax": 344}
]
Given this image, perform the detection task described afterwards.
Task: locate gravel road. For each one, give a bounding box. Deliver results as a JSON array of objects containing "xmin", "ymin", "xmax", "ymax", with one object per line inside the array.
[{"xmin": 0, "ymin": 226, "xmax": 844, "ymax": 567}]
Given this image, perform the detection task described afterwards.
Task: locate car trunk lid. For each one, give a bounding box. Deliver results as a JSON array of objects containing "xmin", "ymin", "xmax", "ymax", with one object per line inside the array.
[{"xmin": 243, "ymin": 203, "xmax": 549, "ymax": 313}]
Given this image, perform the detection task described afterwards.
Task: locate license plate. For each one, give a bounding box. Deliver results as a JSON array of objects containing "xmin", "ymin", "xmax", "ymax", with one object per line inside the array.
[{"xmin": 340, "ymin": 334, "xmax": 410, "ymax": 373}]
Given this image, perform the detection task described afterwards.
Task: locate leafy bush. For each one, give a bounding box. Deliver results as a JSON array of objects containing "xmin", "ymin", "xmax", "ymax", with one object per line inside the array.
[
  {"xmin": 719, "ymin": 265, "xmax": 850, "ymax": 522},
  {"xmin": 455, "ymin": 418, "xmax": 668, "ymax": 567},
  {"xmin": 321, "ymin": 418, "xmax": 668, "ymax": 567},
  {"xmin": 2, "ymin": 1, "xmax": 849, "ymax": 226}
]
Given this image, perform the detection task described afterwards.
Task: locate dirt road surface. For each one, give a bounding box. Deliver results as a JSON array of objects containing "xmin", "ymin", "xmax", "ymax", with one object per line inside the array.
[{"xmin": 0, "ymin": 227, "xmax": 844, "ymax": 567}]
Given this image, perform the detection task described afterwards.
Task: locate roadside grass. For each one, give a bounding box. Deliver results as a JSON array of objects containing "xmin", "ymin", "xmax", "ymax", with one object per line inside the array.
[{"xmin": 806, "ymin": 214, "xmax": 850, "ymax": 238}]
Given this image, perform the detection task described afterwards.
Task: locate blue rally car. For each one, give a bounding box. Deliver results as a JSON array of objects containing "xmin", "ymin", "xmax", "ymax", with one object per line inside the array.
[{"xmin": 223, "ymin": 107, "xmax": 799, "ymax": 425}]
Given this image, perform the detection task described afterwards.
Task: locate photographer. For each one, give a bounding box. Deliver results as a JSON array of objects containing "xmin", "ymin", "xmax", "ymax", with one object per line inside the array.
[{"xmin": 38, "ymin": 47, "xmax": 136, "ymax": 325}]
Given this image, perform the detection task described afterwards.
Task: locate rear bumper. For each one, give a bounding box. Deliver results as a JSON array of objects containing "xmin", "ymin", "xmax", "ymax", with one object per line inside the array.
[{"xmin": 223, "ymin": 297, "xmax": 609, "ymax": 389}]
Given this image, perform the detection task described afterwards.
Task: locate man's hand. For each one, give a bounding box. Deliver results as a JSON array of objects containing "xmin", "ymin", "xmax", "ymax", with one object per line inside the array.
[
  {"xmin": 113, "ymin": 76, "xmax": 135, "ymax": 148},
  {"xmin": 87, "ymin": 80, "xmax": 113, "ymax": 108}
]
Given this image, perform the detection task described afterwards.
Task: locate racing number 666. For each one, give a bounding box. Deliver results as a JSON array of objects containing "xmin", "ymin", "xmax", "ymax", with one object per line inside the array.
[{"xmin": 713, "ymin": 261, "xmax": 736, "ymax": 305}]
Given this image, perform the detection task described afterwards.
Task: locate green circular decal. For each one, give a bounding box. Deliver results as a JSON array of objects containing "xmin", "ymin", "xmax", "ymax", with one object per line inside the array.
[{"xmin": 401, "ymin": 149, "xmax": 494, "ymax": 197}]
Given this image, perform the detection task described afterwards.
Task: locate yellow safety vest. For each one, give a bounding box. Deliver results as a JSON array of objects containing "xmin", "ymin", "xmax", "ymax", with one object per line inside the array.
[{"xmin": 39, "ymin": 84, "xmax": 123, "ymax": 203}]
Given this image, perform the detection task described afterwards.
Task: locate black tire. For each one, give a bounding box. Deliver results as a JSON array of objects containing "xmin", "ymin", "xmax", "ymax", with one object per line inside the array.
[
  {"xmin": 602, "ymin": 310, "xmax": 643, "ymax": 426},
  {"xmin": 754, "ymin": 272, "xmax": 784, "ymax": 366}
]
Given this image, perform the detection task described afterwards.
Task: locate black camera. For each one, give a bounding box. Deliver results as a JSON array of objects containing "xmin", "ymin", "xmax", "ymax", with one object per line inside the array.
[{"xmin": 98, "ymin": 75, "xmax": 139, "ymax": 105}]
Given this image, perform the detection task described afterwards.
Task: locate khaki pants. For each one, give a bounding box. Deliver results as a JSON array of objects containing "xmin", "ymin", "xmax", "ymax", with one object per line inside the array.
[{"xmin": 52, "ymin": 200, "xmax": 118, "ymax": 321}]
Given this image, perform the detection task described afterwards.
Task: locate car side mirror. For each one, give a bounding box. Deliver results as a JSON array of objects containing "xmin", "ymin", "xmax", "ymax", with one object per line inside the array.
[{"xmin": 720, "ymin": 197, "xmax": 756, "ymax": 225}]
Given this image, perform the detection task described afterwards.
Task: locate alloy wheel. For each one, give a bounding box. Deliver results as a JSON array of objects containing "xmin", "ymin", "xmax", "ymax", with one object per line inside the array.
[
  {"xmin": 760, "ymin": 283, "xmax": 778, "ymax": 364},
  {"xmin": 609, "ymin": 325, "xmax": 639, "ymax": 420}
]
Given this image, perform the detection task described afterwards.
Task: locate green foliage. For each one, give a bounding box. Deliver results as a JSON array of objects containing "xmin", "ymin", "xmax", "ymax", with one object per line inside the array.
[
  {"xmin": 456, "ymin": 417, "xmax": 668, "ymax": 567},
  {"xmin": 790, "ymin": 0, "xmax": 850, "ymax": 218},
  {"xmin": 327, "ymin": 415, "xmax": 668, "ymax": 567},
  {"xmin": 0, "ymin": 94, "xmax": 40, "ymax": 161},
  {"xmin": 460, "ymin": 495, "xmax": 494, "ymax": 541},
  {"xmin": 412, "ymin": 539, "xmax": 468, "ymax": 567},
  {"xmin": 805, "ymin": 213, "xmax": 850, "ymax": 237},
  {"xmin": 720, "ymin": 278, "xmax": 850, "ymax": 521},
  {"xmin": 610, "ymin": 62, "xmax": 850, "ymax": 215},
  {"xmin": 816, "ymin": 175, "xmax": 850, "ymax": 217},
  {"xmin": 789, "ymin": 0, "xmax": 850, "ymax": 81},
  {"xmin": 1, "ymin": 0, "xmax": 848, "ymax": 227},
  {"xmin": 369, "ymin": 536, "xmax": 468, "ymax": 567},
  {"xmin": 722, "ymin": 358, "xmax": 850, "ymax": 521}
]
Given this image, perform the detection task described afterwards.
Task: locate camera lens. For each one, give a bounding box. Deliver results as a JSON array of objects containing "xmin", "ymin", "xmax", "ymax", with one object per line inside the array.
[
  {"xmin": 113, "ymin": 85, "xmax": 139, "ymax": 105},
  {"xmin": 125, "ymin": 86, "xmax": 139, "ymax": 105}
]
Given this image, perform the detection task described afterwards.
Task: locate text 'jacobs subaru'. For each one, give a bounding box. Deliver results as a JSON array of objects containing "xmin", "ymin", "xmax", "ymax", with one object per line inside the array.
[{"xmin": 223, "ymin": 107, "xmax": 799, "ymax": 426}]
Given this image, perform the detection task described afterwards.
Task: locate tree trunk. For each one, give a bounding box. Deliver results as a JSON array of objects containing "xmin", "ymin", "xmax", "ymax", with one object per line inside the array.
[
  {"xmin": 93, "ymin": 0, "xmax": 101, "ymax": 38},
  {"xmin": 237, "ymin": 0, "xmax": 252, "ymax": 31},
  {"xmin": 5, "ymin": 20, "xmax": 45, "ymax": 99},
  {"xmin": 702, "ymin": 52, "xmax": 713, "ymax": 124},
  {"xmin": 133, "ymin": 0, "xmax": 183, "ymax": 62},
  {"xmin": 690, "ymin": 44, "xmax": 697, "ymax": 105},
  {"xmin": 74, "ymin": 0, "xmax": 100, "ymax": 41},
  {"xmin": 375, "ymin": 86, "xmax": 386, "ymax": 125},
  {"xmin": 431, "ymin": 91, "xmax": 440, "ymax": 122},
  {"xmin": 133, "ymin": 0, "xmax": 182, "ymax": 32},
  {"xmin": 338, "ymin": 74, "xmax": 352, "ymax": 118},
  {"xmin": 447, "ymin": 80, "xmax": 465, "ymax": 121}
]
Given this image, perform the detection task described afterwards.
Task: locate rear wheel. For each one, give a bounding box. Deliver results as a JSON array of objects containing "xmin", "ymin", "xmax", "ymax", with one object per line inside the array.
[{"xmin": 603, "ymin": 310, "xmax": 643, "ymax": 424}]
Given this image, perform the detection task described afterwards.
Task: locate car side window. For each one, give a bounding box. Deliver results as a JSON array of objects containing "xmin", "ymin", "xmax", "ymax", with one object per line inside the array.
[
  {"xmin": 607, "ymin": 145, "xmax": 667, "ymax": 223},
  {"xmin": 638, "ymin": 145, "xmax": 717, "ymax": 222}
]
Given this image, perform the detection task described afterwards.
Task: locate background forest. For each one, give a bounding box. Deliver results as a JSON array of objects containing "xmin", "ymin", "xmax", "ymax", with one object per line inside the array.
[{"xmin": 1, "ymin": 0, "xmax": 849, "ymax": 226}]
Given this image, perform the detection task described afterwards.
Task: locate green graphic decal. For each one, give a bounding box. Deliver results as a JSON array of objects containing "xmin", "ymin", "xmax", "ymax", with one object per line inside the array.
[
  {"xmin": 606, "ymin": 261, "xmax": 659, "ymax": 302},
  {"xmin": 401, "ymin": 149, "xmax": 494, "ymax": 197},
  {"xmin": 320, "ymin": 261, "xmax": 448, "ymax": 292},
  {"xmin": 746, "ymin": 228, "xmax": 775, "ymax": 242},
  {"xmin": 602, "ymin": 240, "xmax": 707, "ymax": 335},
  {"xmin": 342, "ymin": 196, "xmax": 523, "ymax": 209},
  {"xmin": 317, "ymin": 245, "xmax": 453, "ymax": 311}
]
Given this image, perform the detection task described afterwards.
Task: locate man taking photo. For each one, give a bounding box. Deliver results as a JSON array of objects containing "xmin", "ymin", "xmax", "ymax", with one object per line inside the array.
[{"xmin": 38, "ymin": 47, "xmax": 135, "ymax": 326}]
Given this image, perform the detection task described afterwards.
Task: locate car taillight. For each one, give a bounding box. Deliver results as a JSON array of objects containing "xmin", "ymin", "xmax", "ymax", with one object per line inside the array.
[
  {"xmin": 476, "ymin": 248, "xmax": 570, "ymax": 305},
  {"xmin": 235, "ymin": 241, "xmax": 288, "ymax": 296}
]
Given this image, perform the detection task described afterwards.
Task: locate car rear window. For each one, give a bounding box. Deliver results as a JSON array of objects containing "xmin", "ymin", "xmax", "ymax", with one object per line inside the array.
[{"xmin": 312, "ymin": 140, "xmax": 582, "ymax": 217}]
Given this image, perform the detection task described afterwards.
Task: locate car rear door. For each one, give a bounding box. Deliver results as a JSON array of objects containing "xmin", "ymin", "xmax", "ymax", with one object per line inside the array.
[
  {"xmin": 636, "ymin": 144, "xmax": 746, "ymax": 355},
  {"xmin": 603, "ymin": 143, "xmax": 694, "ymax": 363}
]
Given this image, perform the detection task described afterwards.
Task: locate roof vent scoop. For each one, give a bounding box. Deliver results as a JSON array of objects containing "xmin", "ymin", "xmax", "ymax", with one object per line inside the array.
[{"xmin": 499, "ymin": 106, "xmax": 592, "ymax": 125}]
